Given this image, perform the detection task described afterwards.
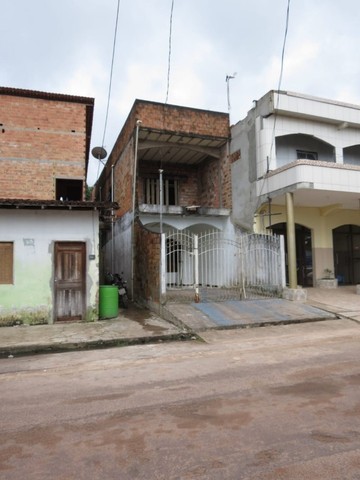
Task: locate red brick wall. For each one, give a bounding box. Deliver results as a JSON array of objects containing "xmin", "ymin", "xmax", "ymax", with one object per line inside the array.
[
  {"xmin": 99, "ymin": 141, "xmax": 134, "ymax": 217},
  {"xmin": 215, "ymin": 148, "xmax": 239, "ymax": 210},
  {"xmin": 0, "ymin": 94, "xmax": 89, "ymax": 199},
  {"xmin": 198, "ymin": 157, "xmax": 219, "ymax": 206},
  {"xmin": 135, "ymin": 101, "xmax": 229, "ymax": 137},
  {"xmin": 134, "ymin": 220, "xmax": 160, "ymax": 302},
  {"xmin": 138, "ymin": 162, "xmax": 199, "ymax": 206},
  {"xmin": 138, "ymin": 151, "xmax": 232, "ymax": 210},
  {"xmin": 96, "ymin": 100, "xmax": 231, "ymax": 211}
]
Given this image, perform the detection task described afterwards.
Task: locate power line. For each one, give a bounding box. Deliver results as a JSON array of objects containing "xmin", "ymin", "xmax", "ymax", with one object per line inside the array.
[
  {"xmin": 96, "ymin": 0, "xmax": 122, "ymax": 181},
  {"xmin": 256, "ymin": 0, "xmax": 291, "ymax": 213},
  {"xmin": 165, "ymin": 0, "xmax": 175, "ymax": 104},
  {"xmin": 277, "ymin": 0, "xmax": 291, "ymax": 94},
  {"xmin": 269, "ymin": 0, "xmax": 291, "ymax": 167},
  {"xmin": 101, "ymin": 0, "xmax": 121, "ymax": 149}
]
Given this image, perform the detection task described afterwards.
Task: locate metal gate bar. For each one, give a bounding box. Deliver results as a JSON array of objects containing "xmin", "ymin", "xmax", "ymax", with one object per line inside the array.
[{"xmin": 163, "ymin": 230, "xmax": 285, "ymax": 303}]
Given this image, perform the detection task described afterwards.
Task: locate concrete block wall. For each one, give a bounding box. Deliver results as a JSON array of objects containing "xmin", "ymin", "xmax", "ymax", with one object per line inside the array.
[{"xmin": 0, "ymin": 90, "xmax": 92, "ymax": 200}]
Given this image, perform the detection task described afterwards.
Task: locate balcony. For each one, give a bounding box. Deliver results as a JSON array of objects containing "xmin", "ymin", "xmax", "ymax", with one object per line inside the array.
[
  {"xmin": 257, "ymin": 160, "xmax": 360, "ymax": 209},
  {"xmin": 138, "ymin": 204, "xmax": 230, "ymax": 217}
]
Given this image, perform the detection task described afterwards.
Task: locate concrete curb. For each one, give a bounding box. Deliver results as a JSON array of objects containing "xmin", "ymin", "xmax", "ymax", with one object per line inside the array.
[
  {"xmin": 191, "ymin": 315, "xmax": 341, "ymax": 333},
  {"xmin": 0, "ymin": 331, "xmax": 198, "ymax": 358}
]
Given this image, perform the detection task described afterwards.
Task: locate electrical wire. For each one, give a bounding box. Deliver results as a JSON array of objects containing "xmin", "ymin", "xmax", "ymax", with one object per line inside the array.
[
  {"xmin": 161, "ymin": 0, "xmax": 175, "ymax": 172},
  {"xmin": 255, "ymin": 0, "xmax": 291, "ymax": 213},
  {"xmin": 101, "ymin": 0, "xmax": 121, "ymax": 148},
  {"xmin": 165, "ymin": 0, "xmax": 175, "ymax": 104},
  {"xmin": 96, "ymin": 0, "xmax": 122, "ymax": 181},
  {"xmin": 269, "ymin": 0, "xmax": 291, "ymax": 169},
  {"xmin": 278, "ymin": 0, "xmax": 290, "ymax": 96}
]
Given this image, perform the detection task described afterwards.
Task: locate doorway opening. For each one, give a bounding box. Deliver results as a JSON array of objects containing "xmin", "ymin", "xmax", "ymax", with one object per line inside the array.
[
  {"xmin": 270, "ymin": 223, "xmax": 313, "ymax": 287},
  {"xmin": 333, "ymin": 225, "xmax": 360, "ymax": 285}
]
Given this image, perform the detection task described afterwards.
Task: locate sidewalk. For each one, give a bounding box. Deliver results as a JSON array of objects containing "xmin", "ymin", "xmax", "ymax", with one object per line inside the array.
[
  {"xmin": 306, "ymin": 285, "xmax": 360, "ymax": 321},
  {"xmin": 0, "ymin": 306, "xmax": 192, "ymax": 357},
  {"xmin": 0, "ymin": 286, "xmax": 359, "ymax": 357}
]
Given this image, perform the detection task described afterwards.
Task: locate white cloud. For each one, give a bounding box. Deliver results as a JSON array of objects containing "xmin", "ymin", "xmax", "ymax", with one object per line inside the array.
[
  {"xmin": 283, "ymin": 40, "xmax": 321, "ymax": 79},
  {"xmin": 3, "ymin": 0, "xmax": 360, "ymax": 185},
  {"xmin": 59, "ymin": 61, "xmax": 107, "ymax": 99}
]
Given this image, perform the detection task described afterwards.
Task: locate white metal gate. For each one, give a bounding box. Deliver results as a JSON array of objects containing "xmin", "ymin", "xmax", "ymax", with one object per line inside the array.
[{"xmin": 162, "ymin": 230, "xmax": 285, "ymax": 302}]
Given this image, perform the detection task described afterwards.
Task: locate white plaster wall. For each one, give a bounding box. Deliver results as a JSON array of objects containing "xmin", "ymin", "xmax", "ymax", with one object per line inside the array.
[
  {"xmin": 257, "ymin": 163, "xmax": 360, "ymax": 197},
  {"xmin": 259, "ymin": 116, "xmax": 360, "ymax": 176},
  {"xmin": 274, "ymin": 91, "xmax": 360, "ymax": 126},
  {"xmin": 231, "ymin": 91, "xmax": 360, "ymax": 280},
  {"xmin": 139, "ymin": 214, "xmax": 235, "ymax": 235},
  {"xmin": 230, "ymin": 113, "xmax": 260, "ymax": 231},
  {"xmin": 0, "ymin": 210, "xmax": 99, "ymax": 323}
]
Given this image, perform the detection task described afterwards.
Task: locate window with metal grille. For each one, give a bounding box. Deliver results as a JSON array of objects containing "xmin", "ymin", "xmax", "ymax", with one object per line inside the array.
[
  {"xmin": 296, "ymin": 150, "xmax": 318, "ymax": 160},
  {"xmin": 0, "ymin": 242, "xmax": 14, "ymax": 284},
  {"xmin": 144, "ymin": 178, "xmax": 179, "ymax": 206}
]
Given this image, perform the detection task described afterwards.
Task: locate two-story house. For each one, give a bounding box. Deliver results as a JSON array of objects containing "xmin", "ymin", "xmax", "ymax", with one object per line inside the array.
[
  {"xmin": 95, "ymin": 99, "xmax": 237, "ymax": 304},
  {"xmin": 96, "ymin": 99, "xmax": 286, "ymax": 307},
  {"xmin": 0, "ymin": 86, "xmax": 113, "ymax": 325},
  {"xmin": 230, "ymin": 90, "xmax": 360, "ymax": 289}
]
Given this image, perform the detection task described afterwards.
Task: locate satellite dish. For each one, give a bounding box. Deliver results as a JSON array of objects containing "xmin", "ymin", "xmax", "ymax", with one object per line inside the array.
[{"xmin": 91, "ymin": 146, "xmax": 107, "ymax": 160}]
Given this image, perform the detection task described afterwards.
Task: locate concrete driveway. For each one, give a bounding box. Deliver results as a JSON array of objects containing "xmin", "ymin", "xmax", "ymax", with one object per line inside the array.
[{"xmin": 163, "ymin": 285, "xmax": 360, "ymax": 332}]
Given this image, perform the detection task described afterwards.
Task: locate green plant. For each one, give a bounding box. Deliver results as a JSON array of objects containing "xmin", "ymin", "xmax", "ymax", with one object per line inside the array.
[{"xmin": 323, "ymin": 268, "xmax": 333, "ymax": 279}]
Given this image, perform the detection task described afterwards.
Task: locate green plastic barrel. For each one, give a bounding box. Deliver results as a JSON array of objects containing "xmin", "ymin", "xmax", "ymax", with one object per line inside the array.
[{"xmin": 99, "ymin": 286, "xmax": 118, "ymax": 319}]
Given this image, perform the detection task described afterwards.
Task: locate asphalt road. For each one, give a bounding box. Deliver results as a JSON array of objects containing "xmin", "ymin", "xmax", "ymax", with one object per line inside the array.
[{"xmin": 1, "ymin": 318, "xmax": 359, "ymax": 479}]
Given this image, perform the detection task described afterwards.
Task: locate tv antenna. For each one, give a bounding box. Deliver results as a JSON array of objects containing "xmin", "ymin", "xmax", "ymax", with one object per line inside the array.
[{"xmin": 226, "ymin": 72, "xmax": 237, "ymax": 112}]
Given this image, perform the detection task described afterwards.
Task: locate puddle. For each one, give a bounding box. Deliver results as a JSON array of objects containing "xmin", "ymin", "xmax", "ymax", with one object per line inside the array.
[{"xmin": 122, "ymin": 306, "xmax": 168, "ymax": 333}]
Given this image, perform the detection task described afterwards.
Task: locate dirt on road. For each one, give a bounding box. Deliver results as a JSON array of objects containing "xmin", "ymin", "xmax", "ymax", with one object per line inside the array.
[{"xmin": 1, "ymin": 318, "xmax": 359, "ymax": 479}]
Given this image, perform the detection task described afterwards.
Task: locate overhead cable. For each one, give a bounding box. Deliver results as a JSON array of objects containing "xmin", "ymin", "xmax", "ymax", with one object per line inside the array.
[
  {"xmin": 165, "ymin": 0, "xmax": 175, "ymax": 104},
  {"xmin": 256, "ymin": 0, "xmax": 291, "ymax": 212},
  {"xmin": 101, "ymin": 0, "xmax": 121, "ymax": 149},
  {"xmin": 269, "ymin": 0, "xmax": 291, "ymax": 166},
  {"xmin": 277, "ymin": 0, "xmax": 291, "ymax": 95},
  {"xmin": 96, "ymin": 0, "xmax": 122, "ymax": 181}
]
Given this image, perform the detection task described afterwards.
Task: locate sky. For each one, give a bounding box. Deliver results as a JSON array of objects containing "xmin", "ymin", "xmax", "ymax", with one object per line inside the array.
[{"xmin": 2, "ymin": 0, "xmax": 360, "ymax": 186}]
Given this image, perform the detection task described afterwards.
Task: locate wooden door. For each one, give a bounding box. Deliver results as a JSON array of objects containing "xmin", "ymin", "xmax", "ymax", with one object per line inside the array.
[{"xmin": 54, "ymin": 242, "xmax": 86, "ymax": 321}]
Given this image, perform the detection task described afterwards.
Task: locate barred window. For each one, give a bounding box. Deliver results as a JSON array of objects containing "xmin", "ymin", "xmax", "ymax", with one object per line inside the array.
[
  {"xmin": 0, "ymin": 242, "xmax": 14, "ymax": 284},
  {"xmin": 144, "ymin": 178, "xmax": 179, "ymax": 206}
]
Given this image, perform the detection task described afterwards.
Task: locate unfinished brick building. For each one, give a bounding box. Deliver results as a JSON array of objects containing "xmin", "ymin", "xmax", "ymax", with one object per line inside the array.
[
  {"xmin": 95, "ymin": 99, "xmax": 232, "ymax": 305},
  {"xmin": 0, "ymin": 86, "xmax": 107, "ymax": 324},
  {"xmin": 0, "ymin": 86, "xmax": 93, "ymax": 200}
]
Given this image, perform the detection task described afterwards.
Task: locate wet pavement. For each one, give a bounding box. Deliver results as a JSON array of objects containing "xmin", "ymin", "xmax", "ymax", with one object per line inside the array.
[{"xmin": 0, "ymin": 286, "xmax": 359, "ymax": 356}]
